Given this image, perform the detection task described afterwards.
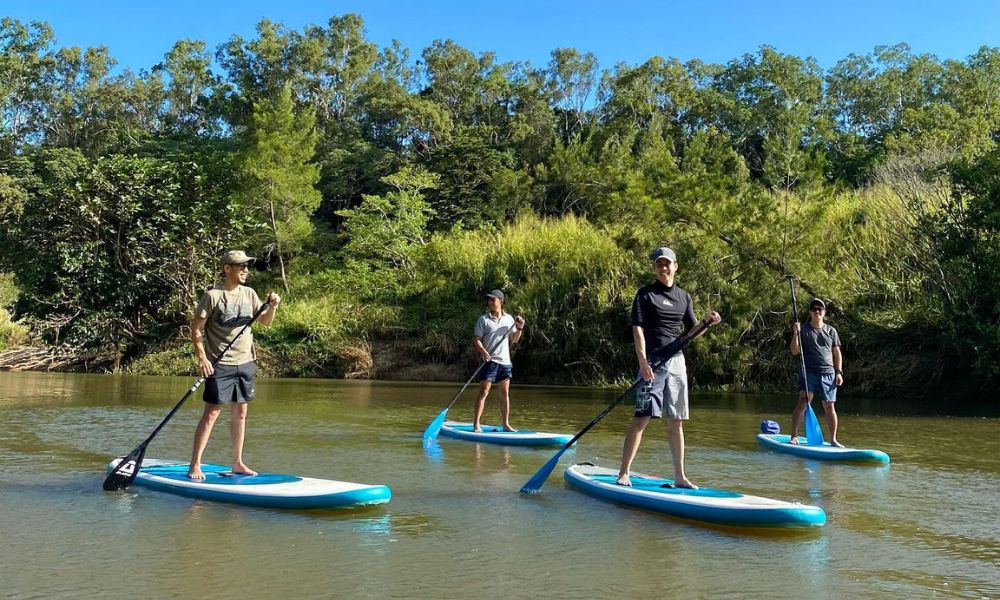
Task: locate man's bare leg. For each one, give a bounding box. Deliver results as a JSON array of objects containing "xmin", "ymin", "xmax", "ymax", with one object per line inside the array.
[
  {"xmin": 669, "ymin": 419, "xmax": 697, "ymax": 489},
  {"xmin": 473, "ymin": 380, "xmax": 492, "ymax": 432},
  {"xmin": 189, "ymin": 404, "xmax": 221, "ymax": 479},
  {"xmin": 617, "ymin": 416, "xmax": 651, "ymax": 485},
  {"xmin": 824, "ymin": 401, "xmax": 844, "ymax": 447},
  {"xmin": 498, "ymin": 379, "xmax": 516, "ymax": 431},
  {"xmin": 230, "ymin": 402, "xmax": 256, "ymax": 475},
  {"xmin": 789, "ymin": 392, "xmax": 811, "ymax": 445}
]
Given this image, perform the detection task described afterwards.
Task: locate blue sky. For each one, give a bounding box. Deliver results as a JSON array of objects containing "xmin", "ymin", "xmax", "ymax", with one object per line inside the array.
[{"xmin": 4, "ymin": 1, "xmax": 1000, "ymax": 72}]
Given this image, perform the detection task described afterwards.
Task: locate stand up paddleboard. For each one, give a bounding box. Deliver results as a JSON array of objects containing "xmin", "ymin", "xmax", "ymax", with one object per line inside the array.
[
  {"xmin": 756, "ymin": 434, "xmax": 890, "ymax": 464},
  {"xmin": 439, "ymin": 421, "xmax": 573, "ymax": 447},
  {"xmin": 564, "ymin": 463, "xmax": 826, "ymax": 528},
  {"xmin": 107, "ymin": 458, "xmax": 391, "ymax": 509}
]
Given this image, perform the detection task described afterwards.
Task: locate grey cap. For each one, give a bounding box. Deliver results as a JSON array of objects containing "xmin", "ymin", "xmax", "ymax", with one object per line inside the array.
[
  {"xmin": 485, "ymin": 289, "xmax": 505, "ymax": 301},
  {"xmin": 809, "ymin": 298, "xmax": 826, "ymax": 309},
  {"xmin": 649, "ymin": 247, "xmax": 677, "ymax": 263},
  {"xmin": 220, "ymin": 250, "xmax": 255, "ymax": 267}
]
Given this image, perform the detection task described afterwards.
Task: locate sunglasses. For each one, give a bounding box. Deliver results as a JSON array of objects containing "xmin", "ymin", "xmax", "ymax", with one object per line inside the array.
[
  {"xmin": 810, "ymin": 306, "xmax": 825, "ymax": 312},
  {"xmin": 228, "ymin": 262, "xmax": 251, "ymax": 271}
]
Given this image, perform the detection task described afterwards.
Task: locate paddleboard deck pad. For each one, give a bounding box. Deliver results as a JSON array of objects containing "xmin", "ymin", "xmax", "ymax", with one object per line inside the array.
[
  {"xmin": 107, "ymin": 458, "xmax": 391, "ymax": 509},
  {"xmin": 439, "ymin": 421, "xmax": 572, "ymax": 446},
  {"xmin": 756, "ymin": 434, "xmax": 890, "ymax": 463},
  {"xmin": 564, "ymin": 463, "xmax": 825, "ymax": 528}
]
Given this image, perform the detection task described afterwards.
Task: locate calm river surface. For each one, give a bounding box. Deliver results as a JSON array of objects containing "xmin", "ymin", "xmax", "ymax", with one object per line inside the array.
[{"xmin": 1, "ymin": 371, "xmax": 997, "ymax": 599}]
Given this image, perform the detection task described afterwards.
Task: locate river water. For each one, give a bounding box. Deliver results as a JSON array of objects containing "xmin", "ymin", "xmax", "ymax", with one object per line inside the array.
[{"xmin": 0, "ymin": 371, "xmax": 997, "ymax": 599}]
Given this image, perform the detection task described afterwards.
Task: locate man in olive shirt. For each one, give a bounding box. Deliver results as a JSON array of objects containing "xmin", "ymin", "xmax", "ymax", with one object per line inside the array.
[{"xmin": 188, "ymin": 250, "xmax": 280, "ymax": 480}]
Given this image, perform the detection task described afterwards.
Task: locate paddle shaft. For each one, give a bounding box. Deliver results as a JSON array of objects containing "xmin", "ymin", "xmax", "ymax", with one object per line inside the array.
[
  {"xmin": 104, "ymin": 298, "xmax": 271, "ymax": 489},
  {"xmin": 787, "ymin": 277, "xmax": 811, "ymax": 397}
]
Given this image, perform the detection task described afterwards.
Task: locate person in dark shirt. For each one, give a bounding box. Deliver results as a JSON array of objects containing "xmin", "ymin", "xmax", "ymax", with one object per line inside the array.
[
  {"xmin": 617, "ymin": 247, "xmax": 721, "ymax": 488},
  {"xmin": 789, "ymin": 297, "xmax": 845, "ymax": 447}
]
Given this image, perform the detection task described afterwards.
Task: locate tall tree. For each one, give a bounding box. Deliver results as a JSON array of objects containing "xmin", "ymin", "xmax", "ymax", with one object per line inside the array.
[
  {"xmin": 240, "ymin": 85, "xmax": 321, "ymax": 291},
  {"xmin": 0, "ymin": 18, "xmax": 56, "ymax": 154}
]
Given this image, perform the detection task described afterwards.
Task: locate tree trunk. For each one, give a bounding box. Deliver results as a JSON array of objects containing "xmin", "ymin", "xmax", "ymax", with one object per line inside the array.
[{"xmin": 268, "ymin": 197, "xmax": 290, "ymax": 293}]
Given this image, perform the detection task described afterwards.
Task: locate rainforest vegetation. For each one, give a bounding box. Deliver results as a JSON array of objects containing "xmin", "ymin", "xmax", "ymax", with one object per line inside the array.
[{"xmin": 0, "ymin": 15, "xmax": 997, "ymax": 401}]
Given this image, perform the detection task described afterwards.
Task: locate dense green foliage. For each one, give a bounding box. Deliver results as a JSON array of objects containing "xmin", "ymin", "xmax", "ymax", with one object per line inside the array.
[{"xmin": 0, "ymin": 15, "xmax": 997, "ymax": 401}]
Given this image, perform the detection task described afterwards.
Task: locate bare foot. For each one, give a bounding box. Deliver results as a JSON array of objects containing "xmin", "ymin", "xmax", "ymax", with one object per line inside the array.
[
  {"xmin": 674, "ymin": 478, "xmax": 698, "ymax": 490},
  {"xmin": 789, "ymin": 437, "xmax": 800, "ymax": 445},
  {"xmin": 503, "ymin": 424, "xmax": 518, "ymax": 432},
  {"xmin": 472, "ymin": 426, "xmax": 482, "ymax": 433},
  {"xmin": 616, "ymin": 473, "xmax": 632, "ymax": 486},
  {"xmin": 830, "ymin": 439, "xmax": 846, "ymax": 448},
  {"xmin": 187, "ymin": 465, "xmax": 205, "ymax": 480},
  {"xmin": 232, "ymin": 463, "xmax": 257, "ymax": 476}
]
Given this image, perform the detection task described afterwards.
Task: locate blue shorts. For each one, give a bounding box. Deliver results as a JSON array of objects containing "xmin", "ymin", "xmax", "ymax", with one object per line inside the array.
[
  {"xmin": 479, "ymin": 362, "xmax": 512, "ymax": 383},
  {"xmin": 798, "ymin": 371, "xmax": 837, "ymax": 402},
  {"xmin": 204, "ymin": 362, "xmax": 257, "ymax": 404}
]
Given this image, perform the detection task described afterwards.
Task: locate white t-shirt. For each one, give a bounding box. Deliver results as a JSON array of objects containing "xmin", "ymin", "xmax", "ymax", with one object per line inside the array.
[{"xmin": 474, "ymin": 312, "xmax": 516, "ymax": 366}]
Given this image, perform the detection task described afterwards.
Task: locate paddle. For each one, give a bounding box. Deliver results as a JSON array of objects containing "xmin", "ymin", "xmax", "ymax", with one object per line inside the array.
[
  {"xmin": 786, "ymin": 276, "xmax": 825, "ymax": 446},
  {"xmin": 422, "ymin": 324, "xmax": 517, "ymax": 444},
  {"xmin": 102, "ymin": 299, "xmax": 272, "ymax": 491},
  {"xmin": 519, "ymin": 318, "xmax": 714, "ymax": 494}
]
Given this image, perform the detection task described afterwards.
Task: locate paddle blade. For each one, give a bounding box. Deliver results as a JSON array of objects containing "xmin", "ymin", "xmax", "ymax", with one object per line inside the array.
[
  {"xmin": 804, "ymin": 403, "xmax": 824, "ymax": 445},
  {"xmin": 422, "ymin": 408, "xmax": 450, "ymax": 444},
  {"xmin": 102, "ymin": 448, "xmax": 145, "ymax": 491},
  {"xmin": 519, "ymin": 446, "xmax": 569, "ymax": 494}
]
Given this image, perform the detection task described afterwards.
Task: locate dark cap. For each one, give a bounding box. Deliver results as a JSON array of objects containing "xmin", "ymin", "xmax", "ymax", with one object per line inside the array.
[
  {"xmin": 485, "ymin": 289, "xmax": 505, "ymax": 302},
  {"xmin": 649, "ymin": 247, "xmax": 677, "ymax": 263},
  {"xmin": 809, "ymin": 298, "xmax": 826, "ymax": 309}
]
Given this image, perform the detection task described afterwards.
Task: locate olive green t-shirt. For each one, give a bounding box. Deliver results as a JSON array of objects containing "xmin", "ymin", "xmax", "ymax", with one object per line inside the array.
[{"xmin": 194, "ymin": 285, "xmax": 263, "ymax": 366}]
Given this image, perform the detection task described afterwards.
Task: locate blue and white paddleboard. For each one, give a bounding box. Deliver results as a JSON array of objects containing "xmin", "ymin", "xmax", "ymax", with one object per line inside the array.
[
  {"xmin": 107, "ymin": 458, "xmax": 391, "ymax": 509},
  {"xmin": 439, "ymin": 421, "xmax": 573, "ymax": 447},
  {"xmin": 564, "ymin": 463, "xmax": 826, "ymax": 528},
  {"xmin": 756, "ymin": 434, "xmax": 890, "ymax": 464}
]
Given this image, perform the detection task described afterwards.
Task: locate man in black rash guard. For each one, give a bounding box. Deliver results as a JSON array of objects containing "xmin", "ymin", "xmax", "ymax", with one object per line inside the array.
[{"xmin": 616, "ymin": 247, "xmax": 721, "ymax": 489}]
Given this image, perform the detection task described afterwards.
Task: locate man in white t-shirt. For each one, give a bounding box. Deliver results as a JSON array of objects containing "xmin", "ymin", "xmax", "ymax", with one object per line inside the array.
[{"xmin": 472, "ymin": 289, "xmax": 526, "ymax": 432}]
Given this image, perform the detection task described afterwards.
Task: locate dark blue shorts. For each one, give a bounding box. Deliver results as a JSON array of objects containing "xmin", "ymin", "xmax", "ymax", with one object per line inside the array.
[
  {"xmin": 479, "ymin": 362, "xmax": 512, "ymax": 383},
  {"xmin": 204, "ymin": 362, "xmax": 257, "ymax": 404},
  {"xmin": 798, "ymin": 371, "xmax": 837, "ymax": 402}
]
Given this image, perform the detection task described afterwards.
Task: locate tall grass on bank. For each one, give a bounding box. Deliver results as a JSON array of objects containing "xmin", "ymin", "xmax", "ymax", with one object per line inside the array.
[{"xmin": 414, "ymin": 214, "xmax": 641, "ymax": 383}]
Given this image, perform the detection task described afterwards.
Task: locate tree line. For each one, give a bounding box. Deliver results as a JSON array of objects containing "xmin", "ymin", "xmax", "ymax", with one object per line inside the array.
[{"xmin": 0, "ymin": 15, "xmax": 996, "ymax": 400}]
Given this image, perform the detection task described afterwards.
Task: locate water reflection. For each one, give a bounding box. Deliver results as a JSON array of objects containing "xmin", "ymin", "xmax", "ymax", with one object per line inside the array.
[
  {"xmin": 422, "ymin": 440, "xmax": 444, "ymax": 463},
  {"xmin": 2, "ymin": 372, "xmax": 999, "ymax": 600}
]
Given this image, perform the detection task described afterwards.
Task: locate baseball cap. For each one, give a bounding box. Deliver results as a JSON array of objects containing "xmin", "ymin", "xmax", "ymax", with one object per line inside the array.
[
  {"xmin": 485, "ymin": 289, "xmax": 505, "ymax": 301},
  {"xmin": 649, "ymin": 247, "xmax": 677, "ymax": 263},
  {"xmin": 809, "ymin": 298, "xmax": 826, "ymax": 309},
  {"xmin": 220, "ymin": 250, "xmax": 255, "ymax": 267}
]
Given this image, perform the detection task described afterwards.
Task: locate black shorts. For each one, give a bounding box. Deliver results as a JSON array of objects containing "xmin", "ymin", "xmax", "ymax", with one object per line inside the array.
[{"xmin": 204, "ymin": 362, "xmax": 257, "ymax": 404}]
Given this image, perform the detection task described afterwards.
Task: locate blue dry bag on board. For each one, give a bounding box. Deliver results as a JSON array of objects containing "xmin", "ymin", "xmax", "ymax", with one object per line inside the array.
[{"xmin": 760, "ymin": 419, "xmax": 780, "ymax": 434}]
